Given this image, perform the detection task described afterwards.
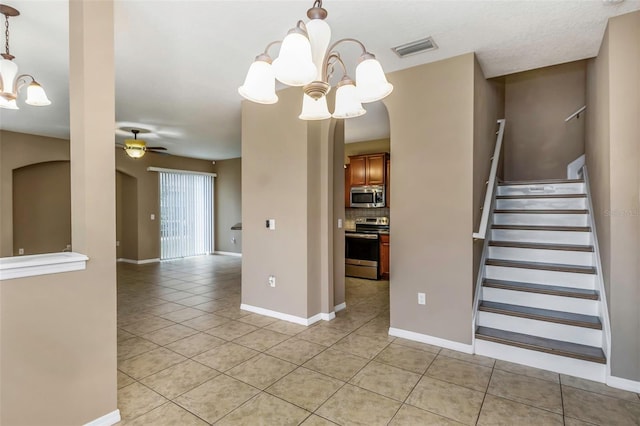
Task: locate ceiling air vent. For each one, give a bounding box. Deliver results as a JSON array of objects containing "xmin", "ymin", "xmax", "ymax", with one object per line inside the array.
[{"xmin": 391, "ymin": 37, "xmax": 438, "ymax": 58}]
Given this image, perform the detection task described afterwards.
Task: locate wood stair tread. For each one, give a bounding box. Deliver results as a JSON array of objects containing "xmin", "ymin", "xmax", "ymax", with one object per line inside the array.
[
  {"xmin": 486, "ymin": 259, "xmax": 596, "ymax": 274},
  {"xmin": 494, "ymin": 209, "xmax": 588, "ymax": 214},
  {"xmin": 483, "ymin": 278, "xmax": 599, "ymax": 300},
  {"xmin": 499, "ymin": 179, "xmax": 584, "ymax": 186},
  {"xmin": 497, "ymin": 194, "xmax": 587, "ymax": 199},
  {"xmin": 488, "ymin": 240, "xmax": 594, "ymax": 252},
  {"xmin": 492, "ymin": 224, "xmax": 591, "ymax": 232},
  {"xmin": 475, "ymin": 326, "xmax": 606, "ymax": 364},
  {"xmin": 479, "ymin": 301, "xmax": 602, "ymax": 329}
]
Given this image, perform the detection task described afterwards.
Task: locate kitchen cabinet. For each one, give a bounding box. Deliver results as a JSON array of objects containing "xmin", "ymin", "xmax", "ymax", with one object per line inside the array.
[
  {"xmin": 380, "ymin": 233, "xmax": 389, "ymax": 279},
  {"xmin": 344, "ymin": 164, "xmax": 351, "ymax": 208},
  {"xmin": 348, "ymin": 153, "xmax": 388, "ymax": 187}
]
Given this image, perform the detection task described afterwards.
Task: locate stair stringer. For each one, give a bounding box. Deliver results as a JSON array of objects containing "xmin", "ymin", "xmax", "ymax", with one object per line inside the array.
[{"xmin": 582, "ymin": 166, "xmax": 612, "ymax": 378}]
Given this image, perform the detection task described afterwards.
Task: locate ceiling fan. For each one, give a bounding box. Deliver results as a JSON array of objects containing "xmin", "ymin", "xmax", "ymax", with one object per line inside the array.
[{"xmin": 119, "ymin": 129, "xmax": 168, "ymax": 159}]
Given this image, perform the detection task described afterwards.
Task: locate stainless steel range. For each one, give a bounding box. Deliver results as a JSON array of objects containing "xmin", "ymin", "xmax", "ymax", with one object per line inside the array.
[{"xmin": 345, "ymin": 217, "xmax": 389, "ymax": 280}]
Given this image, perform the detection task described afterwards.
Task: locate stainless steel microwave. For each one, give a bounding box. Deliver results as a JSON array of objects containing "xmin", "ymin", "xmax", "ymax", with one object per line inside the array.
[{"xmin": 350, "ymin": 185, "xmax": 385, "ymax": 208}]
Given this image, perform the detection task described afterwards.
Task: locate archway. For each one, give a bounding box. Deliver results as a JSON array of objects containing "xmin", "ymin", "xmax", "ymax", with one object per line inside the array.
[{"xmin": 12, "ymin": 161, "xmax": 71, "ymax": 255}]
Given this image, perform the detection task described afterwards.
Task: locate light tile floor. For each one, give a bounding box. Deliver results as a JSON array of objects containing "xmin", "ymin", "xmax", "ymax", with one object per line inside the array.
[{"xmin": 116, "ymin": 255, "xmax": 640, "ymax": 425}]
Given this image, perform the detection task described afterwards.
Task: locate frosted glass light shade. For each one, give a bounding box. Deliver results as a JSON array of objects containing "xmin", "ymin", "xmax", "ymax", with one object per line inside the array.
[
  {"xmin": 25, "ymin": 82, "xmax": 51, "ymax": 106},
  {"xmin": 238, "ymin": 60, "xmax": 278, "ymax": 104},
  {"xmin": 333, "ymin": 82, "xmax": 365, "ymax": 119},
  {"xmin": 272, "ymin": 32, "xmax": 317, "ymax": 86},
  {"xmin": 299, "ymin": 94, "xmax": 331, "ymax": 120},
  {"xmin": 124, "ymin": 140, "xmax": 146, "ymax": 159},
  {"xmin": 355, "ymin": 58, "xmax": 393, "ymax": 103},
  {"xmin": 0, "ymin": 58, "xmax": 18, "ymax": 97},
  {"xmin": 0, "ymin": 97, "xmax": 18, "ymax": 110},
  {"xmin": 306, "ymin": 18, "xmax": 331, "ymax": 81}
]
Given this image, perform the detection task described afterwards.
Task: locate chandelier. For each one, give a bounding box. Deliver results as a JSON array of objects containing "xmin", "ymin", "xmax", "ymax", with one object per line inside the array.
[
  {"xmin": 238, "ymin": 0, "xmax": 392, "ymax": 120},
  {"xmin": 0, "ymin": 4, "xmax": 51, "ymax": 110}
]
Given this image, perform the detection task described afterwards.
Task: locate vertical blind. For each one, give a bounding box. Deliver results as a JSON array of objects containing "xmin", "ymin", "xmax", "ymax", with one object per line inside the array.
[{"xmin": 159, "ymin": 171, "xmax": 214, "ymax": 259}]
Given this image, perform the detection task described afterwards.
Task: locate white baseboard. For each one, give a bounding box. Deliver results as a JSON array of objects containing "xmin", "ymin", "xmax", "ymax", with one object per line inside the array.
[
  {"xmin": 321, "ymin": 312, "xmax": 336, "ymax": 321},
  {"xmin": 241, "ymin": 304, "xmax": 333, "ymax": 326},
  {"xmin": 607, "ymin": 375, "xmax": 640, "ymax": 393},
  {"xmin": 334, "ymin": 302, "xmax": 347, "ymax": 312},
  {"xmin": 84, "ymin": 409, "xmax": 121, "ymax": 426},
  {"xmin": 389, "ymin": 327, "xmax": 474, "ymax": 354},
  {"xmin": 213, "ymin": 251, "xmax": 242, "ymax": 257},
  {"xmin": 117, "ymin": 258, "xmax": 160, "ymax": 265}
]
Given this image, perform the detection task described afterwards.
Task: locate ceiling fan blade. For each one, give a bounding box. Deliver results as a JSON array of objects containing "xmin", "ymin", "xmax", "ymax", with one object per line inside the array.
[{"xmin": 146, "ymin": 146, "xmax": 167, "ymax": 151}]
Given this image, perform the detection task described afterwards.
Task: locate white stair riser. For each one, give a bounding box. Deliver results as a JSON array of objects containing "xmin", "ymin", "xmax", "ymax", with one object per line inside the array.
[
  {"xmin": 477, "ymin": 311, "xmax": 602, "ymax": 347},
  {"xmin": 491, "ymin": 229, "xmax": 592, "ymax": 245},
  {"xmin": 482, "ymin": 287, "xmax": 599, "ymax": 315},
  {"xmin": 474, "ymin": 339, "xmax": 606, "ymax": 382},
  {"xmin": 498, "ymin": 183, "xmax": 585, "ymax": 196},
  {"xmin": 487, "ymin": 246, "xmax": 594, "ymax": 266},
  {"xmin": 496, "ymin": 198, "xmax": 587, "ymax": 210},
  {"xmin": 484, "ymin": 265, "xmax": 596, "ymax": 290},
  {"xmin": 493, "ymin": 213, "xmax": 588, "ymax": 227}
]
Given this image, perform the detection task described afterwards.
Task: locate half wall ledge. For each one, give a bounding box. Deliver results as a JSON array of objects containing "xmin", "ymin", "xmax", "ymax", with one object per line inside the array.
[{"xmin": 0, "ymin": 252, "xmax": 89, "ymax": 280}]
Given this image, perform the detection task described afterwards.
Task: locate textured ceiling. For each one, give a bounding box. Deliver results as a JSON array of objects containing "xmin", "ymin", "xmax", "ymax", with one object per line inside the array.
[{"xmin": 1, "ymin": 0, "xmax": 639, "ymax": 159}]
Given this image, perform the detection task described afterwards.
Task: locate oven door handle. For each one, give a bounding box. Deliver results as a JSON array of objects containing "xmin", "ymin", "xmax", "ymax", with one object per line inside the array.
[{"xmin": 346, "ymin": 233, "xmax": 379, "ymax": 240}]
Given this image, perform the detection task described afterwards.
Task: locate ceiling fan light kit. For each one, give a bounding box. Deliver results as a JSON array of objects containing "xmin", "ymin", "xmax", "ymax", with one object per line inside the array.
[
  {"xmin": 122, "ymin": 129, "xmax": 168, "ymax": 159},
  {"xmin": 238, "ymin": 0, "xmax": 393, "ymax": 121},
  {"xmin": 0, "ymin": 3, "xmax": 51, "ymax": 110}
]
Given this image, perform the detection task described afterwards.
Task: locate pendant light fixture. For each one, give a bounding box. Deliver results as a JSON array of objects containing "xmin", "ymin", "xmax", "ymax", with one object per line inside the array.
[
  {"xmin": 0, "ymin": 4, "xmax": 51, "ymax": 110},
  {"xmin": 238, "ymin": 0, "xmax": 392, "ymax": 120}
]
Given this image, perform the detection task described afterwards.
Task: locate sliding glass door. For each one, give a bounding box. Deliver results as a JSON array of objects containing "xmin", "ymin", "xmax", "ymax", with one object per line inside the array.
[{"xmin": 159, "ymin": 171, "xmax": 214, "ymax": 259}]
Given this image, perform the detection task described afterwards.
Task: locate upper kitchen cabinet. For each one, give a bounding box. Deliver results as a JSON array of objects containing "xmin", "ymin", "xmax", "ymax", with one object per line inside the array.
[{"xmin": 349, "ymin": 153, "xmax": 389, "ymax": 186}]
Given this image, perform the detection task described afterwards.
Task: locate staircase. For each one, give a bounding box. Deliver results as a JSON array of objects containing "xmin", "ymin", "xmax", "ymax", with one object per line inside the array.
[{"xmin": 474, "ymin": 178, "xmax": 608, "ymax": 381}]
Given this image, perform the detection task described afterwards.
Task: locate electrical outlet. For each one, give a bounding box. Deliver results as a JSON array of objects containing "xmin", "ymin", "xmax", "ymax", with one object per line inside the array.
[
  {"xmin": 150, "ymin": 214, "xmax": 155, "ymax": 220},
  {"xmin": 338, "ymin": 219, "xmax": 343, "ymax": 228},
  {"xmin": 18, "ymin": 248, "xmax": 24, "ymax": 255},
  {"xmin": 268, "ymin": 275, "xmax": 276, "ymax": 287},
  {"xmin": 418, "ymin": 292, "xmax": 426, "ymax": 305}
]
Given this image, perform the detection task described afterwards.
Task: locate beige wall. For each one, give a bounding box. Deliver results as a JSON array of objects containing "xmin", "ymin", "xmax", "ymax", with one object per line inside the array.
[
  {"xmin": 0, "ymin": 131, "xmax": 70, "ymax": 257},
  {"xmin": 12, "ymin": 161, "xmax": 71, "ymax": 255},
  {"xmin": 385, "ymin": 54, "xmax": 476, "ymax": 343},
  {"xmin": 212, "ymin": 158, "xmax": 242, "ymax": 254},
  {"xmin": 344, "ymin": 138, "xmax": 390, "ymax": 164},
  {"xmin": 241, "ymin": 86, "xmax": 339, "ymax": 319},
  {"xmin": 473, "ymin": 57, "xmax": 506, "ymax": 290},
  {"xmin": 1, "ymin": 130, "xmax": 226, "ymax": 262},
  {"xmin": 115, "ymin": 148, "xmax": 215, "ymax": 260},
  {"xmin": 241, "ymin": 88, "xmax": 311, "ymax": 318},
  {"xmin": 1, "ymin": 1, "xmax": 117, "ymax": 424},
  {"xmin": 116, "ymin": 171, "xmax": 139, "ymax": 260},
  {"xmin": 504, "ymin": 61, "xmax": 587, "ymax": 181},
  {"xmin": 586, "ymin": 11, "xmax": 640, "ymax": 381}
]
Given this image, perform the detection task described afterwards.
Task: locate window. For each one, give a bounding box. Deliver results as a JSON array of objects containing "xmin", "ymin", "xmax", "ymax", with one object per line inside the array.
[{"xmin": 159, "ymin": 171, "xmax": 214, "ymax": 259}]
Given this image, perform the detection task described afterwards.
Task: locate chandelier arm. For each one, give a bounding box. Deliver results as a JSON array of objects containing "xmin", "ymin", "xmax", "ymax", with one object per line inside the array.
[
  {"xmin": 325, "ymin": 53, "xmax": 347, "ymax": 83},
  {"xmin": 321, "ymin": 38, "xmax": 368, "ymax": 82},
  {"xmin": 262, "ymin": 40, "xmax": 282, "ymax": 57},
  {"xmin": 13, "ymin": 74, "xmax": 35, "ymax": 94}
]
